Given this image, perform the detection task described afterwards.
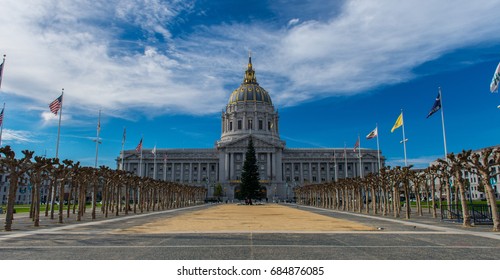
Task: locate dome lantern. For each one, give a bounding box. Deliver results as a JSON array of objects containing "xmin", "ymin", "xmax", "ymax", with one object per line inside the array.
[{"xmin": 228, "ymin": 55, "xmax": 273, "ymax": 105}]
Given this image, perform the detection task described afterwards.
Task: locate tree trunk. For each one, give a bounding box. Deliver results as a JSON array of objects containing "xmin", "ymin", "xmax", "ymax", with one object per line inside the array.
[
  {"xmin": 29, "ymin": 186, "xmax": 35, "ymax": 219},
  {"xmin": 50, "ymin": 181, "xmax": 57, "ymax": 220},
  {"xmin": 66, "ymin": 184, "xmax": 73, "ymax": 218},
  {"xmin": 478, "ymin": 175, "xmax": 500, "ymax": 231},
  {"xmin": 45, "ymin": 182, "xmax": 52, "ymax": 217},
  {"xmin": 58, "ymin": 180, "xmax": 65, "ymax": 223},
  {"xmin": 34, "ymin": 181, "xmax": 41, "ymax": 227},
  {"xmin": 454, "ymin": 171, "xmax": 471, "ymax": 227},
  {"xmin": 431, "ymin": 179, "xmax": 437, "ymax": 218},
  {"xmin": 4, "ymin": 173, "xmax": 20, "ymax": 231}
]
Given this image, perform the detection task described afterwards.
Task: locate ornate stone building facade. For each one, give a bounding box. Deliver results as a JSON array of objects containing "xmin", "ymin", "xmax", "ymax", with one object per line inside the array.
[{"xmin": 120, "ymin": 57, "xmax": 384, "ymax": 201}]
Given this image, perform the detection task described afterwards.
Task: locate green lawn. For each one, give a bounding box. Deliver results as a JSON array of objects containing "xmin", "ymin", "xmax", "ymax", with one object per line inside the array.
[
  {"xmin": 1, "ymin": 204, "xmax": 85, "ymax": 214},
  {"xmin": 408, "ymin": 200, "xmax": 500, "ymax": 208}
]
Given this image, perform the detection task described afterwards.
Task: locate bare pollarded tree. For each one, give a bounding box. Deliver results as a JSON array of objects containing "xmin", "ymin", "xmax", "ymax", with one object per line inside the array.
[
  {"xmin": 0, "ymin": 146, "xmax": 34, "ymax": 231},
  {"xmin": 468, "ymin": 148, "xmax": 500, "ymax": 231},
  {"xmin": 27, "ymin": 156, "xmax": 55, "ymax": 227},
  {"xmin": 438, "ymin": 151, "xmax": 473, "ymax": 227},
  {"xmin": 409, "ymin": 170, "xmax": 427, "ymax": 217},
  {"xmin": 426, "ymin": 165, "xmax": 440, "ymax": 218}
]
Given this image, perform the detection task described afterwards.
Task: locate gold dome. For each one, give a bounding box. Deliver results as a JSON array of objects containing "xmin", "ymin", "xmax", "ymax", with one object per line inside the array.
[{"xmin": 228, "ymin": 56, "xmax": 273, "ymax": 105}]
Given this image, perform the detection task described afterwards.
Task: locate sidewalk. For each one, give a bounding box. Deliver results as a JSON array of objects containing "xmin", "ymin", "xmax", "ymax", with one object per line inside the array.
[{"xmin": 1, "ymin": 203, "xmax": 499, "ymax": 240}]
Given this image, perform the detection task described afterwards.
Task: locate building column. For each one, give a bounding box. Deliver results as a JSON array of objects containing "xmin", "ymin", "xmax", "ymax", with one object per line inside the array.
[
  {"xmin": 189, "ymin": 163, "xmax": 193, "ymax": 183},
  {"xmin": 267, "ymin": 153, "xmax": 271, "ymax": 180},
  {"xmin": 198, "ymin": 163, "xmax": 202, "ymax": 183},
  {"xmin": 326, "ymin": 162, "xmax": 330, "ymax": 182},
  {"xmin": 225, "ymin": 153, "xmax": 229, "ymax": 181},
  {"xmin": 300, "ymin": 163, "xmax": 303, "ymax": 183},
  {"xmin": 229, "ymin": 153, "xmax": 234, "ymax": 180},
  {"xmin": 180, "ymin": 163, "xmax": 184, "ymax": 182},
  {"xmin": 309, "ymin": 163, "xmax": 312, "ymax": 182}
]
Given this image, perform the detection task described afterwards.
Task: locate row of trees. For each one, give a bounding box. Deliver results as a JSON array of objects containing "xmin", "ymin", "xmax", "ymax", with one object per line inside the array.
[
  {"xmin": 294, "ymin": 148, "xmax": 500, "ymax": 232},
  {"xmin": 0, "ymin": 146, "xmax": 206, "ymax": 231}
]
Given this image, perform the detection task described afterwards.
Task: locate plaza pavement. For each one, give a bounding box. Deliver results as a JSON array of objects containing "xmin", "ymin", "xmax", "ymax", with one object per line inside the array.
[{"xmin": 0, "ymin": 203, "xmax": 499, "ymax": 259}]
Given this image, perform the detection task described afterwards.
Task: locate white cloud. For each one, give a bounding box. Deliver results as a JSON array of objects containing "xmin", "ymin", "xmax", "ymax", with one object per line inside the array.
[
  {"xmin": 386, "ymin": 155, "xmax": 442, "ymax": 169},
  {"xmin": 1, "ymin": 0, "xmax": 500, "ymax": 120},
  {"xmin": 2, "ymin": 129, "xmax": 38, "ymax": 143},
  {"xmin": 287, "ymin": 18, "xmax": 300, "ymax": 27}
]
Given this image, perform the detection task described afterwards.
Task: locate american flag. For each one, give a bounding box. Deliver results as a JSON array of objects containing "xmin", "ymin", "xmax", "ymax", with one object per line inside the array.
[
  {"xmin": 353, "ymin": 137, "xmax": 360, "ymax": 152},
  {"xmin": 135, "ymin": 138, "xmax": 143, "ymax": 153},
  {"xmin": 0, "ymin": 107, "xmax": 4, "ymax": 127},
  {"xmin": 49, "ymin": 94, "xmax": 63, "ymax": 115}
]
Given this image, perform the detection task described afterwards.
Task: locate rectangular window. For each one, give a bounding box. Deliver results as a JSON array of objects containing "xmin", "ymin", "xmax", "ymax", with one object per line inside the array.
[
  {"xmin": 248, "ymin": 119, "xmax": 253, "ymax": 129},
  {"xmin": 211, "ymin": 165, "xmax": 215, "ymax": 171},
  {"xmin": 238, "ymin": 120, "xmax": 242, "ymax": 130},
  {"xmin": 268, "ymin": 121, "xmax": 271, "ymax": 130},
  {"xmin": 259, "ymin": 120, "xmax": 263, "ymax": 130},
  {"xmin": 229, "ymin": 122, "xmax": 233, "ymax": 131}
]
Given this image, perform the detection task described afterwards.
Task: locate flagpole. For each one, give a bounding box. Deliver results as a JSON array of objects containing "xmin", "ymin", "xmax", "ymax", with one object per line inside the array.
[
  {"xmin": 0, "ymin": 55, "xmax": 5, "ymax": 89},
  {"xmin": 55, "ymin": 89, "xmax": 64, "ymax": 159},
  {"xmin": 163, "ymin": 154, "xmax": 167, "ymax": 181},
  {"xmin": 153, "ymin": 145, "xmax": 157, "ymax": 180},
  {"xmin": 344, "ymin": 143, "xmax": 348, "ymax": 179},
  {"xmin": 333, "ymin": 150, "xmax": 338, "ymax": 182},
  {"xmin": 399, "ymin": 109, "xmax": 408, "ymax": 166},
  {"xmin": 94, "ymin": 109, "xmax": 101, "ymax": 168},
  {"xmin": 376, "ymin": 124, "xmax": 381, "ymax": 172},
  {"xmin": 120, "ymin": 127, "xmax": 126, "ymax": 170},
  {"xmin": 0, "ymin": 103, "xmax": 5, "ymax": 146},
  {"xmin": 358, "ymin": 135, "xmax": 362, "ymax": 178},
  {"xmin": 139, "ymin": 137, "xmax": 143, "ymax": 177},
  {"xmin": 439, "ymin": 87, "xmax": 448, "ymax": 157}
]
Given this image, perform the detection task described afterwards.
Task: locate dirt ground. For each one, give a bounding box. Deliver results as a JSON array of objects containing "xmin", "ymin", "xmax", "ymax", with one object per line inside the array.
[{"xmin": 116, "ymin": 204, "xmax": 374, "ymax": 233}]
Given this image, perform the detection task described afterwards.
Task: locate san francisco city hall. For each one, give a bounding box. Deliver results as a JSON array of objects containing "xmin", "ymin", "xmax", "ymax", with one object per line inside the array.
[{"xmin": 120, "ymin": 57, "xmax": 384, "ymax": 201}]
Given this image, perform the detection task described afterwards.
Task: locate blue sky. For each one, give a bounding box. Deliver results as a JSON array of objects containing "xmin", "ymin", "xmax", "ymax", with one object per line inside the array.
[{"xmin": 1, "ymin": 0, "xmax": 500, "ymax": 168}]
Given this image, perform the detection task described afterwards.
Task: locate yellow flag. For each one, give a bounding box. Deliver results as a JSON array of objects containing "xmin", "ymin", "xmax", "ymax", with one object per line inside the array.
[{"xmin": 391, "ymin": 113, "xmax": 403, "ymax": 133}]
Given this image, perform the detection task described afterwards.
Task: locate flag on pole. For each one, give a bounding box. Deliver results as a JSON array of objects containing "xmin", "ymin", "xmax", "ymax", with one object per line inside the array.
[
  {"xmin": 152, "ymin": 145, "xmax": 157, "ymax": 155},
  {"xmin": 366, "ymin": 127, "xmax": 378, "ymax": 139},
  {"xmin": 135, "ymin": 138, "xmax": 143, "ymax": 153},
  {"xmin": 49, "ymin": 94, "xmax": 63, "ymax": 115},
  {"xmin": 391, "ymin": 113, "xmax": 403, "ymax": 133},
  {"xmin": 426, "ymin": 91, "xmax": 442, "ymax": 118},
  {"xmin": 163, "ymin": 153, "xmax": 168, "ymax": 162},
  {"xmin": 0, "ymin": 55, "xmax": 5, "ymax": 89},
  {"xmin": 353, "ymin": 137, "xmax": 360, "ymax": 152},
  {"xmin": 490, "ymin": 62, "xmax": 500, "ymax": 93}
]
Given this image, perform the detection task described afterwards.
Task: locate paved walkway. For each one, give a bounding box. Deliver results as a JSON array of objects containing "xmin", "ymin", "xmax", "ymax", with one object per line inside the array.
[{"xmin": 0, "ymin": 203, "xmax": 499, "ymax": 259}]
